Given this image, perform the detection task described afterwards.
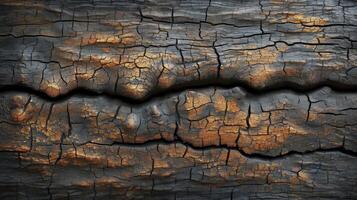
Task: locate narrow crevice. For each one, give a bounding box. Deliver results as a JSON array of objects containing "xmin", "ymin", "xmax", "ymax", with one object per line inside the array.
[
  {"xmin": 246, "ymin": 104, "xmax": 251, "ymax": 129},
  {"xmin": 213, "ymin": 36, "xmax": 221, "ymax": 79}
]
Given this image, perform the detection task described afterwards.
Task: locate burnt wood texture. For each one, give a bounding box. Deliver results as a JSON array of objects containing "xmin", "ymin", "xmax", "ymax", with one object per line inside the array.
[{"xmin": 0, "ymin": 0, "xmax": 357, "ymax": 199}]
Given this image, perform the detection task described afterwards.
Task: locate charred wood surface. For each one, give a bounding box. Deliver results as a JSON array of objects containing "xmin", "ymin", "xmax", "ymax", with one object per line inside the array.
[{"xmin": 0, "ymin": 0, "xmax": 357, "ymax": 199}]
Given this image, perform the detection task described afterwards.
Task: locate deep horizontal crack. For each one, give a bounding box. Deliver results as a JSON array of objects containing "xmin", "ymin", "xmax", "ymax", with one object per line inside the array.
[
  {"xmin": 1, "ymin": 81, "xmax": 357, "ymax": 104},
  {"xmin": 93, "ymin": 140, "xmax": 357, "ymax": 159},
  {"xmin": 3, "ymin": 139, "xmax": 356, "ymax": 160}
]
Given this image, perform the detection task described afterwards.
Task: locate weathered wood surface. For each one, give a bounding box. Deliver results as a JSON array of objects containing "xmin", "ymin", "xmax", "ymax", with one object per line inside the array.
[
  {"xmin": 0, "ymin": 0, "xmax": 357, "ymax": 199},
  {"xmin": 2, "ymin": 87, "xmax": 357, "ymax": 156},
  {"xmin": 0, "ymin": 0, "xmax": 356, "ymax": 99}
]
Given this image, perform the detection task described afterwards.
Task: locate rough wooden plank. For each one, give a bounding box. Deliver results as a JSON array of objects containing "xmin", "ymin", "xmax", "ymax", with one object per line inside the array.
[
  {"xmin": 1, "ymin": 87, "xmax": 356, "ymax": 156},
  {"xmin": 0, "ymin": 143, "xmax": 356, "ymax": 199},
  {"xmin": 0, "ymin": 0, "xmax": 356, "ymax": 99}
]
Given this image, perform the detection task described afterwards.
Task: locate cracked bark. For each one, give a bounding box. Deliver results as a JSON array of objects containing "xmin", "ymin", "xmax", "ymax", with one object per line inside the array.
[{"xmin": 0, "ymin": 0, "xmax": 357, "ymax": 199}]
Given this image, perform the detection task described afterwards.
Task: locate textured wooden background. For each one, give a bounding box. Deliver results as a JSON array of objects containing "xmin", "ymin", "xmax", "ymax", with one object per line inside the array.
[{"xmin": 0, "ymin": 0, "xmax": 356, "ymax": 199}]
